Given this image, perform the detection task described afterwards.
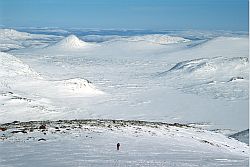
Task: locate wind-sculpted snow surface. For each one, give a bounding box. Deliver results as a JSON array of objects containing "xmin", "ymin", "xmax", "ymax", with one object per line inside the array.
[
  {"xmin": 0, "ymin": 120, "xmax": 248, "ymax": 167},
  {"xmin": 158, "ymin": 57, "xmax": 249, "ymax": 100}
]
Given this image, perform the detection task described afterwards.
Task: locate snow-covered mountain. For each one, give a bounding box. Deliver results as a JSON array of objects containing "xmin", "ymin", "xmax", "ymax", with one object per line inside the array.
[
  {"xmin": 0, "ymin": 29, "xmax": 62, "ymax": 52},
  {"xmin": 46, "ymin": 35, "xmax": 93, "ymax": 50},
  {"xmin": 0, "ymin": 29, "xmax": 33, "ymax": 40}
]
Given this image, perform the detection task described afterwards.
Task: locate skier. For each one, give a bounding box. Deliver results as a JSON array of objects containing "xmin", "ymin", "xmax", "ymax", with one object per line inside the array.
[{"xmin": 117, "ymin": 143, "xmax": 120, "ymax": 150}]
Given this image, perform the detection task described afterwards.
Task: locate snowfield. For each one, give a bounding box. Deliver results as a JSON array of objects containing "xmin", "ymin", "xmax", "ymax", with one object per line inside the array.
[
  {"xmin": 0, "ymin": 120, "xmax": 249, "ymax": 167},
  {"xmin": 0, "ymin": 28, "xmax": 248, "ymax": 166}
]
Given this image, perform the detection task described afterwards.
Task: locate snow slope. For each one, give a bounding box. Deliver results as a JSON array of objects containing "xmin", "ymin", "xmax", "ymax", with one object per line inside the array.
[
  {"xmin": 0, "ymin": 29, "xmax": 62, "ymax": 52},
  {"xmin": 0, "ymin": 51, "xmax": 103, "ymax": 123},
  {"xmin": 0, "ymin": 51, "xmax": 41, "ymax": 79},
  {"xmin": 0, "ymin": 51, "xmax": 102, "ymax": 95},
  {"xmin": 158, "ymin": 56, "xmax": 249, "ymax": 100},
  {"xmin": 0, "ymin": 52, "xmax": 102, "ymax": 93},
  {"xmin": 230, "ymin": 129, "xmax": 249, "ymax": 145},
  {"xmin": 164, "ymin": 36, "xmax": 249, "ymax": 61},
  {"xmin": 0, "ymin": 120, "xmax": 248, "ymax": 167},
  {"xmin": 0, "ymin": 29, "xmax": 33, "ymax": 40}
]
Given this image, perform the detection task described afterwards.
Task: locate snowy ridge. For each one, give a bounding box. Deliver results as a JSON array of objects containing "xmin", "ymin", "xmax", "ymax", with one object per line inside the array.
[
  {"xmin": 162, "ymin": 57, "xmax": 248, "ymax": 75},
  {"xmin": 0, "ymin": 52, "xmax": 41, "ymax": 79},
  {"xmin": 195, "ymin": 36, "xmax": 248, "ymax": 51},
  {"xmin": 0, "ymin": 119, "xmax": 248, "ymax": 166},
  {"xmin": 0, "ymin": 52, "xmax": 102, "ymax": 96},
  {"xmin": 47, "ymin": 35, "xmax": 93, "ymax": 50},
  {"xmin": 158, "ymin": 57, "xmax": 249, "ymax": 100},
  {"xmin": 0, "ymin": 28, "xmax": 62, "ymax": 51},
  {"xmin": 0, "ymin": 29, "xmax": 32, "ymax": 40},
  {"xmin": 120, "ymin": 34, "xmax": 190, "ymax": 45},
  {"xmin": 0, "ymin": 52, "xmax": 104, "ymax": 123},
  {"xmin": 0, "ymin": 29, "xmax": 32, "ymax": 51},
  {"xmin": 0, "ymin": 51, "xmax": 103, "ymax": 114},
  {"xmin": 0, "ymin": 119, "xmax": 248, "ymax": 156}
]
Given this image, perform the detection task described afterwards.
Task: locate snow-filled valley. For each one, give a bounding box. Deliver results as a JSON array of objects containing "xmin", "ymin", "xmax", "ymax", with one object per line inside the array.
[{"xmin": 0, "ymin": 28, "xmax": 249, "ymax": 166}]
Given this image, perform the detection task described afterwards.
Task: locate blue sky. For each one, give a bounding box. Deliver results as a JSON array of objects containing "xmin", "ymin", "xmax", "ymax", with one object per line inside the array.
[{"xmin": 0, "ymin": 0, "xmax": 248, "ymax": 31}]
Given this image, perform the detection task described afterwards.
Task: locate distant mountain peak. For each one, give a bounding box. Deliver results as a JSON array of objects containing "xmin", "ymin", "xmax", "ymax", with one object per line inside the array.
[{"xmin": 53, "ymin": 35, "xmax": 90, "ymax": 49}]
